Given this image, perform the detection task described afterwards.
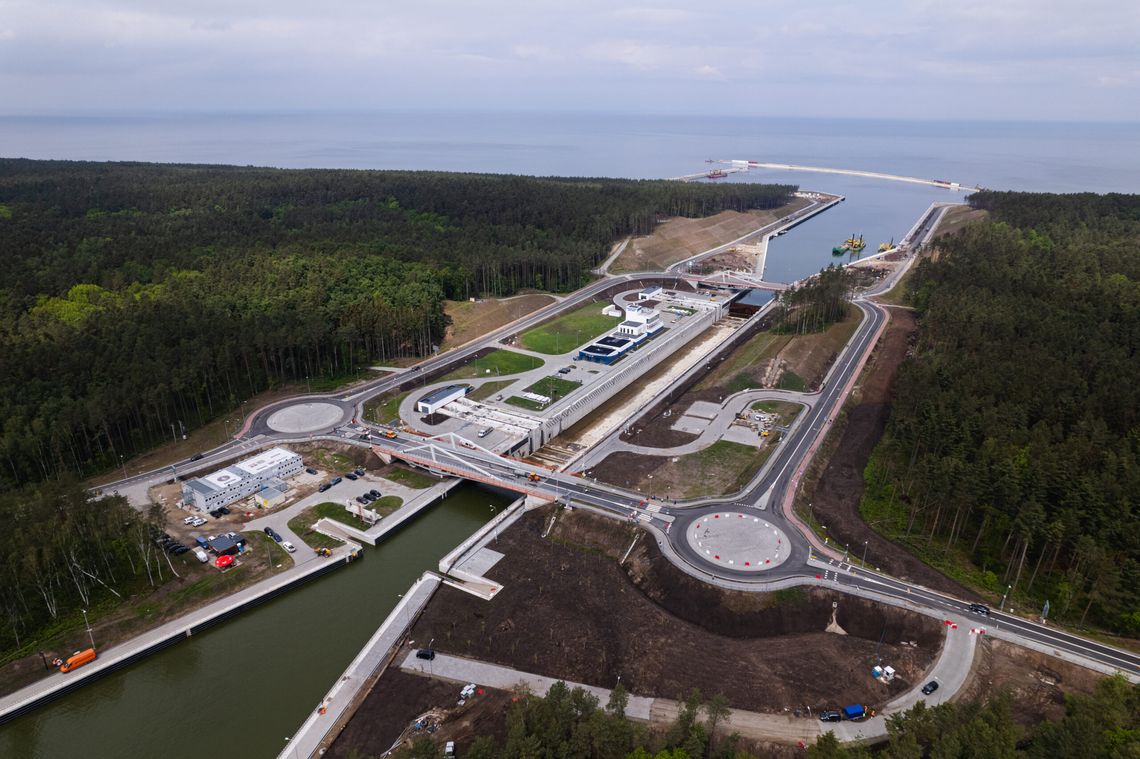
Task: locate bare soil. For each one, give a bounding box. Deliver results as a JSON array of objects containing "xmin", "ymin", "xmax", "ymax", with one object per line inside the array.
[
  {"xmin": 442, "ymin": 293, "xmax": 557, "ymax": 351},
  {"xmin": 955, "ymin": 637, "xmax": 1104, "ymax": 726},
  {"xmin": 407, "ymin": 507, "xmax": 942, "ymax": 715},
  {"xmin": 326, "ymin": 668, "xmax": 513, "ymax": 759},
  {"xmin": 587, "ymin": 440, "xmax": 775, "ymax": 499},
  {"xmin": 798, "ymin": 309, "xmax": 978, "ymax": 598},
  {"xmin": 611, "ymin": 198, "xmax": 811, "ymax": 273}
]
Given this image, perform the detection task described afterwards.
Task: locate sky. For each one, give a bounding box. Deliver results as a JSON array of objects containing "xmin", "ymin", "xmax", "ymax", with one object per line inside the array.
[{"xmin": 1, "ymin": 0, "xmax": 1138, "ymax": 121}]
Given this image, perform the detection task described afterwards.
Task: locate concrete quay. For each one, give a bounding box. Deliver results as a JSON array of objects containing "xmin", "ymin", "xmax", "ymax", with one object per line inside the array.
[{"xmin": 0, "ymin": 540, "xmax": 362, "ymax": 727}]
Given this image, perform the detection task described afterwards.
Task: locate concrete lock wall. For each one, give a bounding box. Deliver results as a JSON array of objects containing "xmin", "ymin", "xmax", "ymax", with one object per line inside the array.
[{"xmin": 525, "ymin": 302, "xmax": 725, "ymax": 452}]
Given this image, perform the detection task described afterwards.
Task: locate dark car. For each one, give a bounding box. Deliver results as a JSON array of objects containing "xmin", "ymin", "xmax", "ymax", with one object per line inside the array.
[
  {"xmin": 189, "ymin": 453, "xmax": 205, "ymax": 462},
  {"xmin": 264, "ymin": 527, "xmax": 282, "ymax": 542},
  {"xmin": 369, "ymin": 489, "xmax": 381, "ymax": 499},
  {"xmin": 218, "ymin": 506, "xmax": 231, "ymax": 515},
  {"xmin": 330, "ymin": 477, "xmax": 342, "ymax": 486},
  {"xmin": 968, "ymin": 603, "xmax": 990, "ymax": 616},
  {"xmin": 356, "ymin": 496, "xmax": 368, "ymax": 505},
  {"xmin": 819, "ymin": 710, "xmax": 841, "ymax": 722},
  {"xmin": 344, "ymin": 473, "xmax": 358, "ymax": 481},
  {"xmin": 415, "ymin": 649, "xmax": 436, "ymax": 660},
  {"xmin": 172, "ymin": 545, "xmax": 190, "ymax": 555},
  {"xmin": 306, "ymin": 467, "xmax": 318, "ymax": 475},
  {"xmin": 921, "ymin": 681, "xmax": 939, "ymax": 695},
  {"xmin": 362, "ymin": 493, "xmax": 376, "ymax": 503},
  {"xmin": 318, "ymin": 483, "xmax": 331, "ymax": 493},
  {"xmin": 354, "ymin": 468, "xmax": 365, "ymax": 477}
]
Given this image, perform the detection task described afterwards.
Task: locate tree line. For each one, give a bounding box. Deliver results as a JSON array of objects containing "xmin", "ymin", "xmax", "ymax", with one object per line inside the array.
[
  {"xmin": 862, "ymin": 190, "xmax": 1140, "ymax": 635},
  {"xmin": 390, "ymin": 676, "xmax": 1139, "ymax": 759},
  {"xmin": 0, "ymin": 159, "xmax": 794, "ymax": 489},
  {"xmin": 774, "ymin": 265, "xmax": 853, "ymax": 333}
]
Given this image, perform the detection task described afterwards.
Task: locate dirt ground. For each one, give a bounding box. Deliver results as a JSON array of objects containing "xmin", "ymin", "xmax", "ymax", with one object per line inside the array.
[
  {"xmin": 610, "ymin": 199, "xmax": 810, "ymax": 273},
  {"xmin": 587, "ymin": 439, "xmax": 774, "ymax": 499},
  {"xmin": 326, "ymin": 668, "xmax": 513, "ymax": 759},
  {"xmin": 956, "ymin": 636, "xmax": 1104, "ymax": 726},
  {"xmin": 442, "ymin": 293, "xmax": 557, "ymax": 351},
  {"xmin": 406, "ymin": 507, "xmax": 942, "ymax": 716},
  {"xmin": 797, "ymin": 308, "xmax": 976, "ymax": 598}
]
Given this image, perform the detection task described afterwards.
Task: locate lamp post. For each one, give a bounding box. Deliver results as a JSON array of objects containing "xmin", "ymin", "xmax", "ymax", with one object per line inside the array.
[
  {"xmin": 999, "ymin": 584, "xmax": 1012, "ymax": 611},
  {"xmin": 821, "ymin": 525, "xmax": 828, "ymax": 546},
  {"xmin": 119, "ymin": 455, "xmax": 127, "ymax": 481},
  {"xmin": 490, "ymin": 505, "xmax": 498, "ymax": 543},
  {"xmin": 862, "ymin": 540, "xmax": 868, "ymax": 567},
  {"xmin": 81, "ymin": 609, "xmax": 95, "ymax": 650}
]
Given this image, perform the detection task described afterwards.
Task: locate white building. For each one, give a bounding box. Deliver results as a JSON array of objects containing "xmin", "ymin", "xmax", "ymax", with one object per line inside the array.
[
  {"xmin": 617, "ymin": 305, "xmax": 663, "ymax": 337},
  {"xmin": 182, "ymin": 447, "xmax": 303, "ymax": 511},
  {"xmin": 416, "ymin": 384, "xmax": 469, "ymax": 415}
]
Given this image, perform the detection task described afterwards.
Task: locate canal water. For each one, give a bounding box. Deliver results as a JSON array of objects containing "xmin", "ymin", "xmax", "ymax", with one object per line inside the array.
[{"xmin": 0, "ymin": 484, "xmax": 511, "ymax": 758}]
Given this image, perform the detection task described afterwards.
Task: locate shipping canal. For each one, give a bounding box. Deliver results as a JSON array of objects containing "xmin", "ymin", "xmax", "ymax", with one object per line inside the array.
[{"xmin": 0, "ymin": 483, "xmax": 511, "ymax": 759}]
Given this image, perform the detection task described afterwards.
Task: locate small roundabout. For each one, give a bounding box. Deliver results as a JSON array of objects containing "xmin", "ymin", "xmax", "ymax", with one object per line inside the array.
[
  {"xmin": 265, "ymin": 402, "xmax": 346, "ymax": 434},
  {"xmin": 682, "ymin": 510, "xmax": 791, "ymax": 572}
]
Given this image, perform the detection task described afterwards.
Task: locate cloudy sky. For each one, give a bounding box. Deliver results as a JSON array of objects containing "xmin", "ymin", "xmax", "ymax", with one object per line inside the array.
[{"xmin": 1, "ymin": 0, "xmax": 1137, "ymax": 120}]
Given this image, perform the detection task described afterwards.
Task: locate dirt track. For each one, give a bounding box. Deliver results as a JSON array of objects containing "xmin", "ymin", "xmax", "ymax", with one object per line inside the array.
[
  {"xmin": 406, "ymin": 508, "xmax": 941, "ymax": 715},
  {"xmin": 802, "ymin": 308, "xmax": 978, "ymax": 598}
]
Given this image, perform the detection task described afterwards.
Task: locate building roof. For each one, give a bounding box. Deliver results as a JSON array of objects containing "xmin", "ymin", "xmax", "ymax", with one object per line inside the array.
[
  {"xmin": 418, "ymin": 384, "xmax": 468, "ymax": 406},
  {"xmin": 208, "ymin": 534, "xmax": 245, "ymax": 553},
  {"xmin": 735, "ymin": 289, "xmax": 773, "ymax": 307},
  {"xmin": 640, "ymin": 286, "xmax": 662, "ymax": 295},
  {"xmin": 234, "ymin": 447, "xmax": 299, "ymax": 477}
]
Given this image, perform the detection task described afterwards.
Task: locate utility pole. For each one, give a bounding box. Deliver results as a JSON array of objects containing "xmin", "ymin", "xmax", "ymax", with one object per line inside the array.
[
  {"xmin": 81, "ymin": 609, "xmax": 96, "ymax": 650},
  {"xmin": 999, "ymin": 584, "xmax": 1012, "ymax": 611},
  {"xmin": 862, "ymin": 540, "xmax": 868, "ymax": 567}
]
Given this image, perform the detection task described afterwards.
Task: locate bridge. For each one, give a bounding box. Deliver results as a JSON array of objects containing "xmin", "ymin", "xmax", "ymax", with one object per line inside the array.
[
  {"xmin": 680, "ymin": 270, "xmax": 790, "ymax": 291},
  {"xmin": 692, "ymin": 159, "xmax": 984, "ymax": 192}
]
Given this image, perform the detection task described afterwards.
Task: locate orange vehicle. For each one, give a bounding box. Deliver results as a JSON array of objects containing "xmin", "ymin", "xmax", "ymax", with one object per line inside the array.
[
  {"xmin": 59, "ymin": 647, "xmax": 97, "ymax": 673},
  {"xmin": 384, "ymin": 430, "xmax": 397, "ymax": 439},
  {"xmin": 527, "ymin": 473, "xmax": 541, "ymax": 482}
]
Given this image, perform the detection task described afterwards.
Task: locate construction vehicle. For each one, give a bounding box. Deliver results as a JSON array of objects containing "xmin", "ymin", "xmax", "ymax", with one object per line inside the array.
[
  {"xmin": 315, "ymin": 547, "xmax": 333, "ymax": 557},
  {"xmin": 384, "ymin": 429, "xmax": 397, "ymax": 439},
  {"xmin": 527, "ymin": 472, "xmax": 541, "ymax": 482},
  {"xmin": 878, "ymin": 237, "xmax": 893, "ymax": 252},
  {"xmin": 59, "ymin": 648, "xmax": 97, "ymax": 673}
]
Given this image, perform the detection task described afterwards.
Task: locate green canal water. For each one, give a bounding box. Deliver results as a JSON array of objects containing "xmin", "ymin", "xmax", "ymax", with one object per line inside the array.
[{"xmin": 0, "ymin": 484, "xmax": 510, "ymax": 758}]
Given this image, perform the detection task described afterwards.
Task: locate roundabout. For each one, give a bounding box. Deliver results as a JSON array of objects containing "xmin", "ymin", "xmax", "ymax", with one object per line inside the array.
[
  {"xmin": 685, "ymin": 511, "xmax": 790, "ymax": 571},
  {"xmin": 265, "ymin": 402, "xmax": 345, "ymax": 434}
]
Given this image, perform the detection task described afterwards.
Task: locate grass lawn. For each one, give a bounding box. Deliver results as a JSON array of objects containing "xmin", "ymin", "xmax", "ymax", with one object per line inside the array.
[
  {"xmin": 442, "ymin": 294, "xmax": 556, "ymax": 350},
  {"xmin": 306, "ymin": 448, "xmax": 356, "ymax": 473},
  {"xmin": 468, "ymin": 379, "xmax": 515, "ymax": 402},
  {"xmin": 519, "ymin": 301, "xmax": 620, "ymax": 354},
  {"xmin": 523, "ymin": 375, "xmax": 581, "ymax": 399},
  {"xmin": 381, "ymin": 463, "xmax": 439, "ymax": 489},
  {"xmin": 776, "ymin": 371, "xmax": 807, "ymax": 391},
  {"xmin": 660, "ymin": 441, "xmax": 775, "ymax": 499},
  {"xmin": 697, "ymin": 331, "xmax": 790, "ymax": 392},
  {"xmin": 442, "ymin": 349, "xmax": 542, "ymax": 380},
  {"xmin": 287, "ymin": 505, "xmax": 347, "ymax": 550},
  {"xmin": 246, "ymin": 531, "xmax": 293, "ymax": 571},
  {"xmin": 751, "ymin": 400, "xmax": 804, "ymax": 426},
  {"xmin": 506, "ymin": 396, "xmax": 546, "ymax": 411},
  {"xmin": 363, "ymin": 390, "xmax": 409, "ymax": 425}
]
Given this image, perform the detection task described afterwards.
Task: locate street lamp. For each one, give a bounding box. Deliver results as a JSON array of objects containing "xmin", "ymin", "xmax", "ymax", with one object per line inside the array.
[
  {"xmin": 489, "ymin": 505, "xmax": 498, "ymax": 543},
  {"xmin": 999, "ymin": 584, "xmax": 1012, "ymax": 611},
  {"xmin": 862, "ymin": 540, "xmax": 868, "ymax": 567},
  {"xmin": 821, "ymin": 525, "xmax": 828, "ymax": 545},
  {"xmin": 80, "ymin": 609, "xmax": 96, "ymax": 650},
  {"xmin": 119, "ymin": 455, "xmax": 127, "ymax": 481}
]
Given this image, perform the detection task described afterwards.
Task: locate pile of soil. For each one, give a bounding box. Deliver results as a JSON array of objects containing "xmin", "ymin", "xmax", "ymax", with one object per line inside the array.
[
  {"xmin": 803, "ymin": 309, "xmax": 977, "ymax": 598},
  {"xmin": 408, "ymin": 508, "xmax": 942, "ymax": 715}
]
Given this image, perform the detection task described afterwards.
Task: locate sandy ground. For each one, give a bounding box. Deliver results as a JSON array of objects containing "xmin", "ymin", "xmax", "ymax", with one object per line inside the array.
[
  {"xmin": 611, "ymin": 199, "xmax": 811, "ymax": 273},
  {"xmin": 442, "ymin": 293, "xmax": 557, "ymax": 351}
]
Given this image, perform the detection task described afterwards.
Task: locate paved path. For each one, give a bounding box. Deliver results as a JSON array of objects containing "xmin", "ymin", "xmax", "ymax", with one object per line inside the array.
[{"xmin": 398, "ymin": 609, "xmax": 976, "ymax": 746}]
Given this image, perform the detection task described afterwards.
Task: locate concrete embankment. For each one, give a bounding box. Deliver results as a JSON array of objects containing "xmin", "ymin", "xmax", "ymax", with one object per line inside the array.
[
  {"xmin": 280, "ymin": 572, "xmax": 442, "ymax": 759},
  {"xmin": 0, "ymin": 543, "xmax": 363, "ymax": 726}
]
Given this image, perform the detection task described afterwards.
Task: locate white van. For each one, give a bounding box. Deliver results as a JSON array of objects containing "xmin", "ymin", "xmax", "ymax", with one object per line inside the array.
[
  {"xmin": 193, "ymin": 548, "xmax": 209, "ymax": 563},
  {"xmin": 444, "ymin": 741, "xmax": 455, "ymax": 758}
]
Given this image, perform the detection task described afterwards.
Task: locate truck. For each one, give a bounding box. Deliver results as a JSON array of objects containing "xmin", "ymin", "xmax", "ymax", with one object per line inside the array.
[
  {"xmin": 193, "ymin": 548, "xmax": 209, "ymax": 563},
  {"xmin": 842, "ymin": 704, "xmax": 866, "ymax": 720},
  {"xmin": 59, "ymin": 647, "xmax": 97, "ymax": 673}
]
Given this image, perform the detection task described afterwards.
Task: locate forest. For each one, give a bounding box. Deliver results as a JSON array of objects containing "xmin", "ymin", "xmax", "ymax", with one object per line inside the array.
[
  {"xmin": 0, "ymin": 159, "xmax": 793, "ymax": 488},
  {"xmin": 862, "ymin": 190, "xmax": 1140, "ymax": 635},
  {"xmin": 774, "ymin": 264, "xmax": 853, "ymax": 333},
  {"xmin": 390, "ymin": 676, "xmax": 1139, "ymax": 759}
]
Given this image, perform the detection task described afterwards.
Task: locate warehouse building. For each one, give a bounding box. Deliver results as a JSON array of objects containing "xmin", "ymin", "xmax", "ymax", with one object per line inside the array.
[
  {"xmin": 181, "ymin": 447, "xmax": 303, "ymax": 512},
  {"xmin": 578, "ymin": 305, "xmax": 665, "ymax": 365}
]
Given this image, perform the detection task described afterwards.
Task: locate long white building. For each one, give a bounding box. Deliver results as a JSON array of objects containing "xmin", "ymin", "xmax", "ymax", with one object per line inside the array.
[{"xmin": 181, "ymin": 447, "xmax": 303, "ymax": 511}]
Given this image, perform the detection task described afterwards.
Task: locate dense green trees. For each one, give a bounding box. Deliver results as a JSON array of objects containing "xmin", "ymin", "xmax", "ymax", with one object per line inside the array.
[
  {"xmin": 862, "ymin": 191, "xmax": 1140, "ymax": 634},
  {"xmin": 775, "ymin": 265, "xmax": 853, "ymax": 333},
  {"xmin": 0, "ymin": 159, "xmax": 793, "ymax": 488}
]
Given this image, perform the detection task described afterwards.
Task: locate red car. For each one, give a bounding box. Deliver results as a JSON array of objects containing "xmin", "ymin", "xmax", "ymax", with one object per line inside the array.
[{"xmin": 215, "ymin": 554, "xmax": 234, "ymax": 569}]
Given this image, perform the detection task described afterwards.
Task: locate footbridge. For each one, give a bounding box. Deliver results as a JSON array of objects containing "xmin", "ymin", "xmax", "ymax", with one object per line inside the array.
[
  {"xmin": 681, "ymin": 270, "xmax": 791, "ymax": 291},
  {"xmin": 707, "ymin": 159, "xmax": 984, "ymax": 192}
]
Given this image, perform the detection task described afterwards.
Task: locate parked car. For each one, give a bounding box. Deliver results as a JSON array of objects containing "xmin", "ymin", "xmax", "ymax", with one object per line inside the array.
[
  {"xmin": 415, "ymin": 649, "xmax": 436, "ymax": 660},
  {"xmin": 182, "ymin": 516, "xmax": 197, "ymax": 525},
  {"xmin": 819, "ymin": 710, "xmax": 841, "ymax": 722},
  {"xmin": 305, "ymin": 467, "xmax": 318, "ymax": 475},
  {"xmin": 264, "ymin": 527, "xmax": 282, "ymax": 542},
  {"xmin": 218, "ymin": 506, "xmax": 231, "ymax": 515},
  {"xmin": 354, "ymin": 468, "xmax": 365, "ymax": 477},
  {"xmin": 172, "ymin": 545, "xmax": 190, "ymax": 555},
  {"xmin": 362, "ymin": 493, "xmax": 376, "ymax": 503},
  {"xmin": 478, "ymin": 427, "xmax": 492, "ymax": 438},
  {"xmin": 921, "ymin": 681, "xmax": 939, "ymax": 695},
  {"xmin": 281, "ymin": 541, "xmax": 296, "ymax": 553},
  {"xmin": 330, "ymin": 477, "xmax": 342, "ymax": 486},
  {"xmin": 557, "ymin": 367, "xmax": 572, "ymax": 374},
  {"xmin": 368, "ymin": 489, "xmax": 381, "ymax": 499},
  {"xmin": 356, "ymin": 496, "xmax": 368, "ymax": 505},
  {"xmin": 344, "ymin": 472, "xmax": 358, "ymax": 481},
  {"xmin": 215, "ymin": 555, "xmax": 234, "ymax": 569},
  {"xmin": 318, "ymin": 483, "xmax": 331, "ymax": 493}
]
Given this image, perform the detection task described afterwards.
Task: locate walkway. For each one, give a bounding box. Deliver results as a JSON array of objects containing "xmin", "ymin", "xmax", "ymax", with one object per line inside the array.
[{"xmin": 397, "ymin": 609, "xmax": 977, "ymax": 745}]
